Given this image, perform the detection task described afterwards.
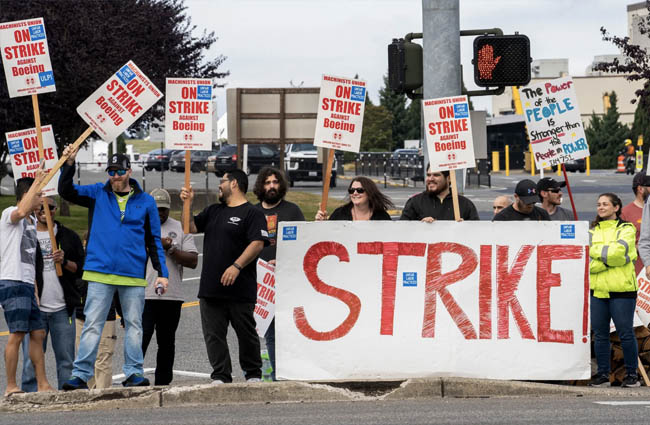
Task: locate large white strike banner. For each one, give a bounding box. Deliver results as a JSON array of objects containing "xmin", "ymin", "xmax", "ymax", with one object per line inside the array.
[{"xmin": 275, "ymin": 221, "xmax": 590, "ymax": 381}]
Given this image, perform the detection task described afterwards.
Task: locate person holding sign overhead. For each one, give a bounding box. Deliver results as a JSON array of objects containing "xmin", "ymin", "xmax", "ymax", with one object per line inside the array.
[
  {"xmin": 589, "ymin": 193, "xmax": 640, "ymax": 387},
  {"xmin": 400, "ymin": 165, "xmax": 478, "ymax": 222},
  {"xmin": 316, "ymin": 177, "xmax": 393, "ymax": 221},
  {"xmin": 59, "ymin": 148, "xmax": 168, "ymax": 390}
]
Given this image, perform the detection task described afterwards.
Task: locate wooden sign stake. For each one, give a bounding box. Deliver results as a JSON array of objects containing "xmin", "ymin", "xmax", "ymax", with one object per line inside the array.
[
  {"xmin": 448, "ymin": 170, "xmax": 461, "ymax": 222},
  {"xmin": 183, "ymin": 150, "xmax": 191, "ymax": 233},
  {"xmin": 320, "ymin": 149, "xmax": 336, "ymax": 213},
  {"xmin": 36, "ymin": 126, "xmax": 93, "ymax": 193},
  {"xmin": 32, "ymin": 94, "xmax": 62, "ymax": 276}
]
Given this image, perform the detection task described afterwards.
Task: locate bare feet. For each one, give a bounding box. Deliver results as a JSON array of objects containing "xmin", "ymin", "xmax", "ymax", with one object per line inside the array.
[
  {"xmin": 4, "ymin": 386, "xmax": 24, "ymax": 397},
  {"xmin": 37, "ymin": 384, "xmax": 55, "ymax": 393}
]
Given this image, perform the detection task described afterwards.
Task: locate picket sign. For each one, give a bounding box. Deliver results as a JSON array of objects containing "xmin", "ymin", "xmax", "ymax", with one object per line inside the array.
[
  {"xmin": 0, "ymin": 18, "xmax": 60, "ymax": 274},
  {"xmin": 422, "ymin": 95, "xmax": 475, "ymax": 221},
  {"xmin": 519, "ymin": 77, "xmax": 589, "ymax": 220},
  {"xmin": 275, "ymin": 221, "xmax": 591, "ymax": 381},
  {"xmin": 165, "ymin": 78, "xmax": 213, "ymax": 233},
  {"xmin": 254, "ymin": 259, "xmax": 276, "ymax": 337},
  {"xmin": 313, "ymin": 74, "xmax": 366, "ymax": 211}
]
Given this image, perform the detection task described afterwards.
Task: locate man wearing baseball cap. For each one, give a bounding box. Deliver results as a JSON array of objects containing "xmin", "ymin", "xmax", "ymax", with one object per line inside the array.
[
  {"xmin": 493, "ymin": 179, "xmax": 551, "ymax": 221},
  {"xmin": 537, "ymin": 177, "xmax": 573, "ymax": 221},
  {"xmin": 58, "ymin": 149, "xmax": 169, "ymax": 390},
  {"xmin": 621, "ymin": 172, "xmax": 650, "ymax": 275},
  {"xmin": 141, "ymin": 188, "xmax": 198, "ymax": 386}
]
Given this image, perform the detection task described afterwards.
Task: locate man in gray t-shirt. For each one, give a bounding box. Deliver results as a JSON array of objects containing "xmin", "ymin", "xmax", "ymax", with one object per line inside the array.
[
  {"xmin": 142, "ymin": 188, "xmax": 198, "ymax": 385},
  {"xmin": 537, "ymin": 177, "xmax": 575, "ymax": 221}
]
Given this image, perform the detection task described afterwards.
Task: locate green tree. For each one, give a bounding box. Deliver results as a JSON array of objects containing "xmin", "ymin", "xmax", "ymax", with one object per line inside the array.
[
  {"xmin": 585, "ymin": 91, "xmax": 631, "ymax": 168},
  {"xmin": 379, "ymin": 75, "xmax": 408, "ymax": 150},
  {"xmin": 0, "ymin": 0, "xmax": 228, "ymax": 179},
  {"xmin": 404, "ymin": 99, "xmax": 421, "ymax": 141},
  {"xmin": 631, "ymin": 98, "xmax": 650, "ymax": 159},
  {"xmin": 361, "ymin": 97, "xmax": 392, "ymax": 152}
]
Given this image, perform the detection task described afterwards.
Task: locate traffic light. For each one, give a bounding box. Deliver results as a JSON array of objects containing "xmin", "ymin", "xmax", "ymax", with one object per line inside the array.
[
  {"xmin": 472, "ymin": 34, "xmax": 531, "ymax": 87},
  {"xmin": 388, "ymin": 38, "xmax": 423, "ymax": 94}
]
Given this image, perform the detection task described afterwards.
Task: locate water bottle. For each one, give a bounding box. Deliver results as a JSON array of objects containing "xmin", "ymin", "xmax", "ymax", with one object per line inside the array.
[
  {"xmin": 261, "ymin": 349, "xmax": 273, "ymax": 382},
  {"xmin": 155, "ymin": 283, "xmax": 164, "ymax": 296}
]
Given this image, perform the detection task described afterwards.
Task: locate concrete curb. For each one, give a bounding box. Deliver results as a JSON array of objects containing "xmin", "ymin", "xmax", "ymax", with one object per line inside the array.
[{"xmin": 2, "ymin": 378, "xmax": 649, "ymax": 413}]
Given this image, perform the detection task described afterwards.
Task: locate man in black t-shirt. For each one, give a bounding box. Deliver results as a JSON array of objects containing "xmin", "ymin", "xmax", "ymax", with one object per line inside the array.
[
  {"xmin": 253, "ymin": 167, "xmax": 304, "ymax": 381},
  {"xmin": 400, "ymin": 166, "xmax": 479, "ymax": 222},
  {"xmin": 181, "ymin": 169, "xmax": 269, "ymax": 384},
  {"xmin": 493, "ymin": 179, "xmax": 551, "ymax": 221}
]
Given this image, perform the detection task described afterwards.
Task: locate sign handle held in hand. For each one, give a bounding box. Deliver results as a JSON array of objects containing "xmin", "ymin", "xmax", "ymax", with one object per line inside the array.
[
  {"xmin": 320, "ymin": 149, "xmax": 335, "ymax": 212},
  {"xmin": 449, "ymin": 170, "xmax": 461, "ymax": 222},
  {"xmin": 32, "ymin": 94, "xmax": 62, "ymax": 276},
  {"xmin": 36, "ymin": 126, "xmax": 94, "ymax": 193},
  {"xmin": 183, "ymin": 150, "xmax": 191, "ymax": 233},
  {"xmin": 561, "ymin": 164, "xmax": 578, "ymax": 220}
]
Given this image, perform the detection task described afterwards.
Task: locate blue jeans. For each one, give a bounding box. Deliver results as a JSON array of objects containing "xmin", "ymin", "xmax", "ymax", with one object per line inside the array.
[
  {"xmin": 72, "ymin": 282, "xmax": 145, "ymax": 382},
  {"xmin": 264, "ymin": 319, "xmax": 276, "ymax": 381},
  {"xmin": 591, "ymin": 295, "xmax": 639, "ymax": 376},
  {"xmin": 21, "ymin": 308, "xmax": 76, "ymax": 391}
]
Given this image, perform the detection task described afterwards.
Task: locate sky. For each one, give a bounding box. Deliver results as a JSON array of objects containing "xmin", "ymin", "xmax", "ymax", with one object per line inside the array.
[{"xmin": 184, "ymin": 0, "xmax": 634, "ymax": 117}]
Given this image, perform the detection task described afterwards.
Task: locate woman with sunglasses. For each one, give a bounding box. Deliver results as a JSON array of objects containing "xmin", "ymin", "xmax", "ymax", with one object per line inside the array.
[
  {"xmin": 315, "ymin": 177, "xmax": 394, "ymax": 221},
  {"xmin": 589, "ymin": 193, "xmax": 640, "ymax": 387}
]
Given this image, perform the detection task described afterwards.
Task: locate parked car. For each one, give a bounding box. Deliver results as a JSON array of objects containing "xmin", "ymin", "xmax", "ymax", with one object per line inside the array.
[
  {"xmin": 170, "ymin": 150, "xmax": 220, "ymax": 172},
  {"xmin": 145, "ymin": 148, "xmax": 180, "ymax": 171},
  {"xmin": 563, "ymin": 158, "xmax": 586, "ymax": 173},
  {"xmin": 206, "ymin": 145, "xmax": 280, "ymax": 176},
  {"xmin": 285, "ymin": 143, "xmax": 337, "ymax": 187}
]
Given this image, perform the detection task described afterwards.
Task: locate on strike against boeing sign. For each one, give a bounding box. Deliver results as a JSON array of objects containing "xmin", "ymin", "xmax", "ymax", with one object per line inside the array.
[
  {"xmin": 275, "ymin": 221, "xmax": 590, "ymax": 381},
  {"xmin": 165, "ymin": 78, "xmax": 213, "ymax": 150},
  {"xmin": 77, "ymin": 61, "xmax": 162, "ymax": 142},
  {"xmin": 0, "ymin": 17, "xmax": 56, "ymax": 97},
  {"xmin": 5, "ymin": 125, "xmax": 59, "ymax": 196}
]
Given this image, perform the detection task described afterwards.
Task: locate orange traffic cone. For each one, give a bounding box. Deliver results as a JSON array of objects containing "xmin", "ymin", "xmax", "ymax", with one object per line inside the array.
[{"xmin": 617, "ymin": 155, "xmax": 625, "ymax": 173}]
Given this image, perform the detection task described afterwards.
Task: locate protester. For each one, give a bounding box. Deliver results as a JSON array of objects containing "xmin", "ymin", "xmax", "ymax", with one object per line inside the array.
[
  {"xmin": 589, "ymin": 193, "xmax": 640, "ymax": 387},
  {"xmin": 142, "ymin": 188, "xmax": 198, "ymax": 386},
  {"xmin": 493, "ymin": 179, "xmax": 550, "ymax": 221},
  {"xmin": 253, "ymin": 167, "xmax": 305, "ymax": 381},
  {"xmin": 180, "ymin": 169, "xmax": 269, "ymax": 384},
  {"xmin": 537, "ymin": 177, "xmax": 573, "ymax": 220},
  {"xmin": 21, "ymin": 196, "xmax": 85, "ymax": 392},
  {"xmin": 59, "ymin": 149, "xmax": 169, "ymax": 390},
  {"xmin": 492, "ymin": 195, "xmax": 512, "ymax": 216},
  {"xmin": 0, "ymin": 172, "xmax": 55, "ymax": 396},
  {"xmin": 400, "ymin": 166, "xmax": 479, "ymax": 221},
  {"xmin": 316, "ymin": 177, "xmax": 393, "ymax": 221},
  {"xmin": 621, "ymin": 172, "xmax": 650, "ymax": 275}
]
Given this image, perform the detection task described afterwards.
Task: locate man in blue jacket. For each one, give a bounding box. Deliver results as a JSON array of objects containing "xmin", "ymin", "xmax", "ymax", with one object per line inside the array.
[{"xmin": 58, "ymin": 148, "xmax": 168, "ymax": 390}]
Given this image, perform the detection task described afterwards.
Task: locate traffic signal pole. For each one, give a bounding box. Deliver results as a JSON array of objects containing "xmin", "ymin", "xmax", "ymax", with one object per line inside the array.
[{"xmin": 422, "ymin": 0, "xmax": 463, "ymax": 192}]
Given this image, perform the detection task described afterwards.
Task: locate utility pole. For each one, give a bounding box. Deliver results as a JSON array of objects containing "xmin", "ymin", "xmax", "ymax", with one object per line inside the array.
[{"xmin": 421, "ymin": 0, "xmax": 463, "ymax": 191}]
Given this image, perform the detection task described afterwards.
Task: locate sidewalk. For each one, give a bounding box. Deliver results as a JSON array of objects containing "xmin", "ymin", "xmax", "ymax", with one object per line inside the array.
[{"xmin": 2, "ymin": 378, "xmax": 648, "ymax": 413}]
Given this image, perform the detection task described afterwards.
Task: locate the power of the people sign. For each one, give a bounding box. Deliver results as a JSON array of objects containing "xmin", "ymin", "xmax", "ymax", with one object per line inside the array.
[
  {"xmin": 0, "ymin": 17, "xmax": 56, "ymax": 97},
  {"xmin": 77, "ymin": 61, "xmax": 162, "ymax": 142},
  {"xmin": 165, "ymin": 78, "xmax": 213, "ymax": 150}
]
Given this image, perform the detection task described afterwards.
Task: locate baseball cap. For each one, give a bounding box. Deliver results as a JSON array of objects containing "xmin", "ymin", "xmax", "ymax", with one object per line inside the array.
[
  {"xmin": 537, "ymin": 177, "xmax": 566, "ymax": 192},
  {"xmin": 106, "ymin": 153, "xmax": 131, "ymax": 171},
  {"xmin": 150, "ymin": 188, "xmax": 171, "ymax": 209},
  {"xmin": 515, "ymin": 179, "xmax": 539, "ymax": 205},
  {"xmin": 633, "ymin": 172, "xmax": 650, "ymax": 189}
]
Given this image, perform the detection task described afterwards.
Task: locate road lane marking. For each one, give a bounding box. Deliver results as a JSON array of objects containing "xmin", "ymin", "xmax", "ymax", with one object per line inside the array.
[{"xmin": 594, "ymin": 401, "xmax": 650, "ymax": 405}]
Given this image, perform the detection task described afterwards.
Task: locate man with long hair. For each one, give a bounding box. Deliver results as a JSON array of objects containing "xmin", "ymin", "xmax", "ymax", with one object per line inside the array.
[{"xmin": 253, "ymin": 167, "xmax": 304, "ymax": 380}]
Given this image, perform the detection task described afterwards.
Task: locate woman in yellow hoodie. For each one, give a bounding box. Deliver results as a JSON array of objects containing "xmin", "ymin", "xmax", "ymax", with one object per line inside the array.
[{"xmin": 589, "ymin": 193, "xmax": 639, "ymax": 387}]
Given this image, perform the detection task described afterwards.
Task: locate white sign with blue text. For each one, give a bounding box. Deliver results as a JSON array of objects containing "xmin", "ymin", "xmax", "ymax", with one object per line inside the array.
[{"xmin": 519, "ymin": 77, "xmax": 589, "ymax": 169}]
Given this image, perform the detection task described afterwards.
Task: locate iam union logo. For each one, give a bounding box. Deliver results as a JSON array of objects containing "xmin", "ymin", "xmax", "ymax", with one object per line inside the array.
[{"xmin": 447, "ymin": 153, "xmax": 457, "ymax": 161}]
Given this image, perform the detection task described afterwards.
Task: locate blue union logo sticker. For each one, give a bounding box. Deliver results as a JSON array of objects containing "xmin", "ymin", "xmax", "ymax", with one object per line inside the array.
[
  {"xmin": 560, "ymin": 224, "xmax": 575, "ymax": 239},
  {"xmin": 29, "ymin": 25, "xmax": 46, "ymax": 41},
  {"xmin": 350, "ymin": 86, "xmax": 366, "ymax": 102},
  {"xmin": 282, "ymin": 226, "xmax": 297, "ymax": 241},
  {"xmin": 197, "ymin": 85, "xmax": 211, "ymax": 100},
  {"xmin": 7, "ymin": 139, "xmax": 24, "ymax": 155},
  {"xmin": 403, "ymin": 272, "xmax": 417, "ymax": 287},
  {"xmin": 116, "ymin": 65, "xmax": 136, "ymax": 85}
]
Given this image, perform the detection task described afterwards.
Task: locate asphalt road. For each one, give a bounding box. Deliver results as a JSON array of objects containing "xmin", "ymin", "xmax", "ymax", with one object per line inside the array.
[
  {"xmin": 3, "ymin": 397, "xmax": 650, "ymax": 425},
  {"xmin": 0, "ymin": 167, "xmax": 639, "ymax": 392}
]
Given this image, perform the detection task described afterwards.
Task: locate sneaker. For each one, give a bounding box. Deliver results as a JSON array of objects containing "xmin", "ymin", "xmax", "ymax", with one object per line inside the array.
[
  {"xmin": 622, "ymin": 374, "xmax": 641, "ymax": 388},
  {"xmin": 210, "ymin": 379, "xmax": 225, "ymax": 386},
  {"xmin": 122, "ymin": 374, "xmax": 151, "ymax": 387},
  {"xmin": 246, "ymin": 377, "xmax": 262, "ymax": 383},
  {"xmin": 62, "ymin": 376, "xmax": 88, "ymax": 391},
  {"xmin": 589, "ymin": 373, "xmax": 611, "ymax": 387}
]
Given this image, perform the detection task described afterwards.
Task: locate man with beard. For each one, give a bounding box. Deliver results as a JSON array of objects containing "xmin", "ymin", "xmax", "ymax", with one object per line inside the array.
[
  {"xmin": 537, "ymin": 177, "xmax": 573, "ymax": 221},
  {"xmin": 180, "ymin": 169, "xmax": 269, "ymax": 384},
  {"xmin": 400, "ymin": 166, "xmax": 479, "ymax": 221},
  {"xmin": 493, "ymin": 179, "xmax": 551, "ymax": 221},
  {"xmin": 621, "ymin": 172, "xmax": 650, "ymax": 275},
  {"xmin": 253, "ymin": 167, "xmax": 304, "ymax": 380}
]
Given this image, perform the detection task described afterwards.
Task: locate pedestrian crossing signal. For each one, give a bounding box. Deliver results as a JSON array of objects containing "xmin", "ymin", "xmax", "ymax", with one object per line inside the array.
[{"xmin": 472, "ymin": 34, "xmax": 531, "ymax": 87}]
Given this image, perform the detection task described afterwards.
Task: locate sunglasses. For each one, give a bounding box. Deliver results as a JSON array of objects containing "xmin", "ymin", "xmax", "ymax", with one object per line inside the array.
[
  {"xmin": 39, "ymin": 204, "xmax": 56, "ymax": 212},
  {"xmin": 108, "ymin": 169, "xmax": 127, "ymax": 177},
  {"xmin": 348, "ymin": 187, "xmax": 365, "ymax": 194},
  {"xmin": 547, "ymin": 188, "xmax": 562, "ymax": 193}
]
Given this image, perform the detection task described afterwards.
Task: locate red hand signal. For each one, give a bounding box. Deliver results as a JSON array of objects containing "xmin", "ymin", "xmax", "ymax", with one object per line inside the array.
[{"xmin": 477, "ymin": 44, "xmax": 501, "ymax": 80}]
